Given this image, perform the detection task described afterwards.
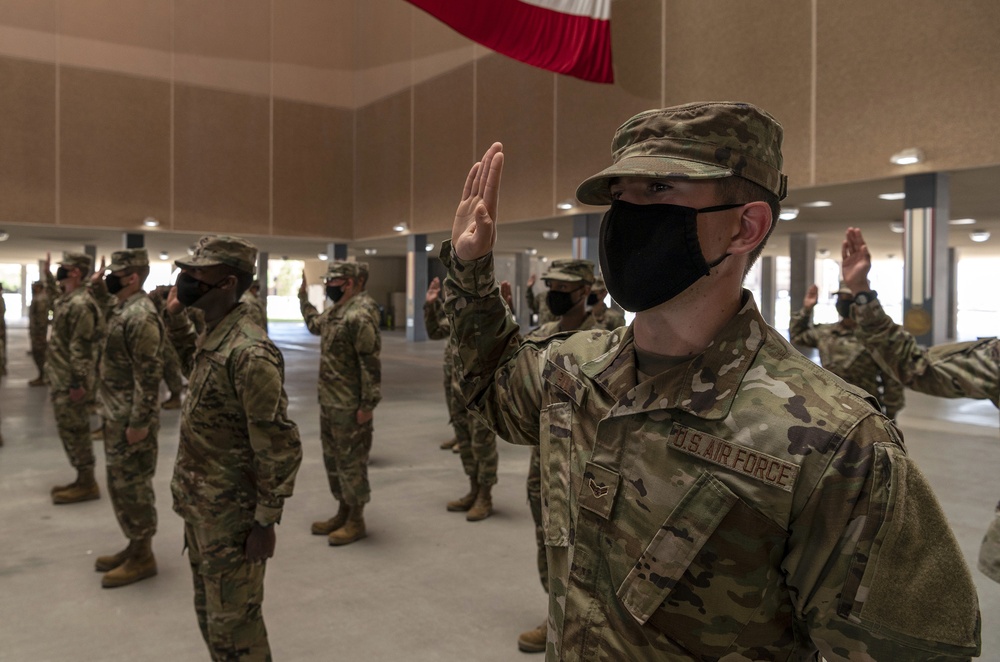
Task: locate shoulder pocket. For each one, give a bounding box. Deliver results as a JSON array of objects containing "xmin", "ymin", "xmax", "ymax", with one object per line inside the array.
[{"xmin": 540, "ymin": 402, "xmax": 572, "ymax": 547}]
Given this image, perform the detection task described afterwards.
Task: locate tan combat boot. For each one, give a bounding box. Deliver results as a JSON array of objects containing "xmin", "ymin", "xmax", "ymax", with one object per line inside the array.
[
  {"xmin": 29, "ymin": 376, "xmax": 46, "ymax": 387},
  {"xmin": 161, "ymin": 393, "xmax": 182, "ymax": 410},
  {"xmin": 311, "ymin": 501, "xmax": 349, "ymax": 535},
  {"xmin": 466, "ymin": 484, "xmax": 493, "ymax": 522},
  {"xmin": 328, "ymin": 506, "xmax": 366, "ymax": 546},
  {"xmin": 439, "ymin": 436, "xmax": 457, "ymax": 450},
  {"xmin": 447, "ymin": 478, "xmax": 479, "ymax": 512},
  {"xmin": 101, "ymin": 538, "xmax": 157, "ymax": 588},
  {"xmin": 52, "ymin": 468, "xmax": 100, "ymax": 504},
  {"xmin": 95, "ymin": 539, "xmax": 136, "ymax": 572},
  {"xmin": 517, "ymin": 621, "xmax": 547, "ymax": 653}
]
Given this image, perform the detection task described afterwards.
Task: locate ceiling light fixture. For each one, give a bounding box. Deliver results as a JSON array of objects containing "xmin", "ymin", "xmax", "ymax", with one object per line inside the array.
[
  {"xmin": 525, "ymin": 248, "xmax": 538, "ymax": 256},
  {"xmin": 970, "ymin": 230, "xmax": 991, "ymax": 243},
  {"xmin": 890, "ymin": 148, "xmax": 924, "ymax": 166},
  {"xmin": 801, "ymin": 201, "xmax": 832, "ymax": 208},
  {"xmin": 878, "ymin": 192, "xmax": 906, "ymax": 201},
  {"xmin": 364, "ymin": 248, "xmax": 378, "ymax": 256},
  {"xmin": 143, "ymin": 217, "xmax": 159, "ymax": 227},
  {"xmin": 556, "ymin": 199, "xmax": 575, "ymax": 211},
  {"xmin": 778, "ymin": 208, "xmax": 799, "ymax": 221},
  {"xmin": 158, "ymin": 251, "xmax": 169, "ymax": 260},
  {"xmin": 0, "ymin": 230, "xmax": 9, "ymax": 242},
  {"xmin": 890, "ymin": 221, "xmax": 905, "ymax": 234},
  {"xmin": 949, "ymin": 218, "xmax": 976, "ymax": 226},
  {"xmin": 317, "ymin": 253, "xmax": 329, "ymax": 261},
  {"xmin": 392, "ymin": 222, "xmax": 408, "ymax": 233},
  {"xmin": 425, "ymin": 243, "xmax": 435, "ymax": 253},
  {"xmin": 541, "ymin": 230, "xmax": 559, "ymax": 240}
]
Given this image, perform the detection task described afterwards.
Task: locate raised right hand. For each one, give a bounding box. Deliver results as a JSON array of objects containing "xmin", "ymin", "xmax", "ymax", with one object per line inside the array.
[
  {"xmin": 803, "ymin": 284, "xmax": 819, "ymax": 309},
  {"xmin": 842, "ymin": 227, "xmax": 873, "ymax": 294},
  {"xmin": 452, "ymin": 142, "xmax": 503, "ymax": 261},
  {"xmin": 425, "ymin": 277, "xmax": 441, "ymax": 303},
  {"xmin": 299, "ymin": 273, "xmax": 308, "ymax": 297}
]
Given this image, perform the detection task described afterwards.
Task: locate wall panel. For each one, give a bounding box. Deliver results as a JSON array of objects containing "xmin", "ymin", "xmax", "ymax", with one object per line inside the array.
[{"xmin": 354, "ymin": 90, "xmax": 411, "ymax": 238}]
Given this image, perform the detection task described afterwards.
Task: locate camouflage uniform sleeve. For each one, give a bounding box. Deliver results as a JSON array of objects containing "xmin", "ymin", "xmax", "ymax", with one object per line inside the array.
[
  {"xmin": 855, "ymin": 298, "xmax": 999, "ymax": 406},
  {"xmin": 89, "ymin": 278, "xmax": 115, "ymax": 319},
  {"xmin": 788, "ymin": 307, "xmax": 821, "ymax": 347},
  {"xmin": 351, "ymin": 312, "xmax": 382, "ymax": 412},
  {"xmin": 878, "ymin": 369, "xmax": 906, "ymax": 420},
  {"xmin": 524, "ymin": 285, "xmax": 540, "ymax": 314},
  {"xmin": 68, "ymin": 300, "xmax": 98, "ymax": 387},
  {"xmin": 43, "ymin": 269, "xmax": 59, "ymax": 302},
  {"xmin": 232, "ymin": 344, "xmax": 303, "ymax": 526},
  {"xmin": 124, "ymin": 312, "xmax": 165, "ymax": 429},
  {"xmin": 786, "ymin": 413, "xmax": 981, "ymax": 659},
  {"xmin": 442, "ymin": 242, "xmax": 544, "ymax": 446},
  {"xmin": 165, "ymin": 309, "xmax": 198, "ymax": 378},
  {"xmin": 299, "ymin": 290, "xmax": 322, "ymax": 336},
  {"xmin": 423, "ymin": 299, "xmax": 450, "ymax": 340}
]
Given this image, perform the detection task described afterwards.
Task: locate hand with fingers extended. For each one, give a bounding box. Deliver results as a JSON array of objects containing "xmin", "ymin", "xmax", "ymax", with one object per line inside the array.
[
  {"xmin": 425, "ymin": 277, "xmax": 442, "ymax": 304},
  {"xmin": 452, "ymin": 142, "xmax": 504, "ymax": 261},
  {"xmin": 299, "ymin": 273, "xmax": 308, "ymax": 297},
  {"xmin": 842, "ymin": 227, "xmax": 872, "ymax": 294},
  {"xmin": 91, "ymin": 256, "xmax": 106, "ymax": 285},
  {"xmin": 803, "ymin": 284, "xmax": 819, "ymax": 310},
  {"xmin": 500, "ymin": 281, "xmax": 514, "ymax": 309}
]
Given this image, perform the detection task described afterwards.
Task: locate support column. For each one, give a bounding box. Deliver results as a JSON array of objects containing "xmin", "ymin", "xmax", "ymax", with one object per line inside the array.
[
  {"xmin": 406, "ymin": 234, "xmax": 428, "ymax": 342},
  {"xmin": 789, "ymin": 233, "xmax": 816, "ymax": 313},
  {"xmin": 903, "ymin": 173, "xmax": 949, "ymax": 345},
  {"xmin": 123, "ymin": 233, "xmax": 144, "ymax": 249},
  {"xmin": 759, "ymin": 256, "xmax": 777, "ymax": 326},
  {"xmin": 572, "ymin": 214, "xmax": 601, "ymax": 266},
  {"xmin": 327, "ymin": 242, "xmax": 348, "ymax": 261}
]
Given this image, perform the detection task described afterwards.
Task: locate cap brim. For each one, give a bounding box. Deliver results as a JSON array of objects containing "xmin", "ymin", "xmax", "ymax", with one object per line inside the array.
[
  {"xmin": 174, "ymin": 256, "xmax": 224, "ymax": 270},
  {"xmin": 575, "ymin": 156, "xmax": 733, "ymax": 206},
  {"xmin": 107, "ymin": 262, "xmax": 128, "ymax": 272},
  {"xmin": 543, "ymin": 273, "xmax": 583, "ymax": 283}
]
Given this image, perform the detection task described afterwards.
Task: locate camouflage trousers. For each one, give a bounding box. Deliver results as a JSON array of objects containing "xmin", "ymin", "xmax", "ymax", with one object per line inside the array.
[
  {"xmin": 185, "ymin": 522, "xmax": 271, "ymax": 662},
  {"xmin": 320, "ymin": 406, "xmax": 373, "ymax": 506},
  {"xmin": 453, "ymin": 407, "xmax": 498, "ymax": 487},
  {"xmin": 51, "ymin": 392, "xmax": 95, "ymax": 471},
  {"xmin": 980, "ymin": 502, "xmax": 1000, "ymax": 584},
  {"xmin": 162, "ymin": 338, "xmax": 184, "ymax": 394},
  {"xmin": 527, "ymin": 446, "xmax": 548, "ymax": 592},
  {"xmin": 30, "ymin": 335, "xmax": 47, "ymax": 376},
  {"xmin": 103, "ymin": 418, "xmax": 158, "ymax": 541}
]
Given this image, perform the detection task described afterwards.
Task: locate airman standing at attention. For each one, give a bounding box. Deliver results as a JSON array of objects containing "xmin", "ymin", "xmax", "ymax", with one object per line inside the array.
[
  {"xmin": 44, "ymin": 252, "xmax": 105, "ymax": 504},
  {"xmin": 148, "ymin": 285, "xmax": 186, "ymax": 410},
  {"xmin": 28, "ymin": 280, "xmax": 51, "ymax": 386},
  {"xmin": 89, "ymin": 249, "xmax": 164, "ymax": 588},
  {"xmin": 588, "ymin": 277, "xmax": 626, "ymax": 331},
  {"xmin": 165, "ymin": 235, "xmax": 301, "ymax": 661},
  {"xmin": 444, "ymin": 102, "xmax": 980, "ymax": 660},
  {"xmin": 240, "ymin": 279, "xmax": 268, "ymax": 333},
  {"xmin": 300, "ymin": 261, "xmax": 381, "ymax": 545},
  {"xmin": 524, "ymin": 273, "xmax": 554, "ymax": 325}
]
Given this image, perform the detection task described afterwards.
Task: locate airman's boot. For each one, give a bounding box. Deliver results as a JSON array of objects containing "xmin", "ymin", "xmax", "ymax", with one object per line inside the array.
[
  {"xmin": 102, "ymin": 538, "xmax": 157, "ymax": 588},
  {"xmin": 328, "ymin": 506, "xmax": 366, "ymax": 546},
  {"xmin": 52, "ymin": 468, "xmax": 100, "ymax": 504},
  {"xmin": 95, "ymin": 539, "xmax": 136, "ymax": 572},
  {"xmin": 311, "ymin": 501, "xmax": 349, "ymax": 535},
  {"xmin": 517, "ymin": 621, "xmax": 547, "ymax": 653},
  {"xmin": 466, "ymin": 484, "xmax": 493, "ymax": 522},
  {"xmin": 161, "ymin": 393, "xmax": 182, "ymax": 410},
  {"xmin": 439, "ymin": 436, "xmax": 457, "ymax": 450},
  {"xmin": 447, "ymin": 478, "xmax": 479, "ymax": 512},
  {"xmin": 29, "ymin": 376, "xmax": 46, "ymax": 387}
]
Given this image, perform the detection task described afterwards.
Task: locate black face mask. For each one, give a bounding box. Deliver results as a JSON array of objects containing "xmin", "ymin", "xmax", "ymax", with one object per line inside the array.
[
  {"xmin": 599, "ymin": 199, "xmax": 744, "ymax": 312},
  {"xmin": 546, "ymin": 288, "xmax": 582, "ymax": 317},
  {"xmin": 56, "ymin": 266, "xmax": 69, "ymax": 281},
  {"xmin": 835, "ymin": 299, "xmax": 853, "ymax": 319},
  {"xmin": 326, "ymin": 284, "xmax": 345, "ymax": 303},
  {"xmin": 175, "ymin": 272, "xmax": 224, "ymax": 307},
  {"xmin": 105, "ymin": 273, "xmax": 126, "ymax": 295}
]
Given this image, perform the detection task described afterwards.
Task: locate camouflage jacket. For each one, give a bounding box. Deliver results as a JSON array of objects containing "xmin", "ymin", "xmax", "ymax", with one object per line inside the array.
[
  {"xmin": 239, "ymin": 291, "xmax": 268, "ymax": 331},
  {"xmin": 300, "ymin": 291, "xmax": 381, "ymax": 412},
  {"xmin": 44, "ymin": 282, "xmax": 105, "ymax": 395},
  {"xmin": 592, "ymin": 307, "xmax": 626, "ymax": 331},
  {"xmin": 167, "ymin": 303, "xmax": 302, "ymax": 531},
  {"xmin": 444, "ymin": 245, "xmax": 980, "ymax": 661},
  {"xmin": 425, "ymin": 298, "xmax": 457, "ymax": 374},
  {"xmin": 854, "ymin": 296, "xmax": 1000, "ymax": 584},
  {"xmin": 96, "ymin": 291, "xmax": 165, "ymax": 428},
  {"xmin": 527, "ymin": 312, "xmax": 602, "ymax": 341},
  {"xmin": 29, "ymin": 291, "xmax": 51, "ymax": 340},
  {"xmin": 526, "ymin": 285, "xmax": 555, "ymax": 325},
  {"xmin": 357, "ymin": 291, "xmax": 382, "ymax": 327},
  {"xmin": 790, "ymin": 307, "xmax": 906, "ymax": 418}
]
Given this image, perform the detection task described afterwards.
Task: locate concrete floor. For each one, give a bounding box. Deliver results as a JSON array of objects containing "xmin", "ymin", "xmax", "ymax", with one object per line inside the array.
[{"xmin": 0, "ymin": 320, "xmax": 997, "ymax": 661}]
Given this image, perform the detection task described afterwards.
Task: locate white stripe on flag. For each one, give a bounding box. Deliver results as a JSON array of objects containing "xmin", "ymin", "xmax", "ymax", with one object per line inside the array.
[{"xmin": 520, "ymin": 0, "xmax": 611, "ymax": 20}]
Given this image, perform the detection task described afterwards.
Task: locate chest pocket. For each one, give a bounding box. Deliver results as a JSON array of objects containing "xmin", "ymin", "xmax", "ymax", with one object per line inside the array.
[
  {"xmin": 616, "ymin": 471, "xmax": 789, "ymax": 657},
  {"xmin": 540, "ymin": 402, "xmax": 573, "ymax": 547},
  {"xmin": 186, "ymin": 350, "xmax": 228, "ymax": 413}
]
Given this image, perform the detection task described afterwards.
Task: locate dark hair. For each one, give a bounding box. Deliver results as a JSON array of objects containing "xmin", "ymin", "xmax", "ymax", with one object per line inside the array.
[{"xmin": 716, "ymin": 177, "xmax": 780, "ymax": 276}]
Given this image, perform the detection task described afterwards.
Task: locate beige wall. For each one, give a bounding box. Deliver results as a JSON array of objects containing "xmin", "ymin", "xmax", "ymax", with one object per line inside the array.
[{"xmin": 1, "ymin": 0, "xmax": 998, "ymax": 241}]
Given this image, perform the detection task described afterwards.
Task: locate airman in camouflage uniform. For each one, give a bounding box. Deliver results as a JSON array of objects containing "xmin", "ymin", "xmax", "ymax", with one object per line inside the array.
[
  {"xmin": 525, "ymin": 273, "xmax": 555, "ymax": 325},
  {"xmin": 790, "ymin": 281, "xmax": 905, "ymax": 419},
  {"xmin": 166, "ymin": 235, "xmax": 302, "ymax": 661},
  {"xmin": 425, "ymin": 275, "xmax": 498, "ymax": 521},
  {"xmin": 844, "ymin": 225, "xmax": 1000, "ymax": 585},
  {"xmin": 89, "ymin": 249, "xmax": 165, "ymax": 588},
  {"xmin": 239, "ymin": 280, "xmax": 268, "ymax": 333},
  {"xmin": 28, "ymin": 280, "xmax": 51, "ymax": 386},
  {"xmin": 148, "ymin": 286, "xmax": 186, "ymax": 409},
  {"xmin": 588, "ymin": 277, "xmax": 626, "ymax": 331},
  {"xmin": 299, "ymin": 260, "xmax": 381, "ymax": 545},
  {"xmin": 445, "ymin": 103, "xmax": 980, "ymax": 660},
  {"xmin": 44, "ymin": 252, "xmax": 106, "ymax": 504}
]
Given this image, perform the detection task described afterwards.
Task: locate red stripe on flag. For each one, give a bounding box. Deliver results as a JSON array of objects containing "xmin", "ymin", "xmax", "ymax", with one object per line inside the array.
[{"xmin": 405, "ymin": 0, "xmax": 613, "ymax": 84}]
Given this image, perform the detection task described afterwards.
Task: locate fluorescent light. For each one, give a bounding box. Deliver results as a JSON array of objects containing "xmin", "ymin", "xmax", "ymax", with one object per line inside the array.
[
  {"xmin": 158, "ymin": 251, "xmax": 169, "ymax": 260},
  {"xmin": 557, "ymin": 199, "xmax": 575, "ymax": 211},
  {"xmin": 364, "ymin": 248, "xmax": 378, "ymax": 256},
  {"xmin": 425, "ymin": 243, "xmax": 434, "ymax": 252},
  {"xmin": 317, "ymin": 253, "xmax": 328, "ymax": 261},
  {"xmin": 949, "ymin": 218, "xmax": 976, "ymax": 226},
  {"xmin": 778, "ymin": 208, "xmax": 799, "ymax": 221},
  {"xmin": 878, "ymin": 192, "xmax": 906, "ymax": 201},
  {"xmin": 0, "ymin": 230, "xmax": 9, "ymax": 242},
  {"xmin": 525, "ymin": 248, "xmax": 538, "ymax": 256},
  {"xmin": 970, "ymin": 231, "xmax": 991, "ymax": 243},
  {"xmin": 890, "ymin": 148, "xmax": 924, "ymax": 165},
  {"xmin": 392, "ymin": 222, "xmax": 408, "ymax": 233},
  {"xmin": 142, "ymin": 217, "xmax": 159, "ymax": 227},
  {"xmin": 542, "ymin": 230, "xmax": 559, "ymax": 240},
  {"xmin": 801, "ymin": 201, "xmax": 832, "ymax": 208},
  {"xmin": 890, "ymin": 221, "xmax": 905, "ymax": 234}
]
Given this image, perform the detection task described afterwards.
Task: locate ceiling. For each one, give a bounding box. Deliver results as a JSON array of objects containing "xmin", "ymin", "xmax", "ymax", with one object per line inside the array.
[{"xmin": 1, "ymin": 165, "xmax": 998, "ymax": 268}]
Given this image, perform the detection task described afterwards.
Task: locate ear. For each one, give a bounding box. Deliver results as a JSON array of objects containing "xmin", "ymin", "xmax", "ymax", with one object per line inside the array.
[{"xmin": 727, "ymin": 201, "xmax": 773, "ymax": 257}]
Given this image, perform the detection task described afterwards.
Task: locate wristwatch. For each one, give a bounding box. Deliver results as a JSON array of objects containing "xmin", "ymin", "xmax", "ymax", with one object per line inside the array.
[{"xmin": 853, "ymin": 290, "xmax": 878, "ymax": 305}]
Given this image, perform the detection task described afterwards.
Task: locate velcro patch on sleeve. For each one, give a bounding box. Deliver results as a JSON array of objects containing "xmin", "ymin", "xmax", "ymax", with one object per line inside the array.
[{"xmin": 667, "ymin": 424, "xmax": 799, "ymax": 493}]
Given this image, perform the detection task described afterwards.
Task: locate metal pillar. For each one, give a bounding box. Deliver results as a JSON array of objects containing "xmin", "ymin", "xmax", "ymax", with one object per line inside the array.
[
  {"xmin": 406, "ymin": 234, "xmax": 428, "ymax": 342},
  {"xmin": 572, "ymin": 214, "xmax": 601, "ymax": 266},
  {"xmin": 759, "ymin": 255, "xmax": 777, "ymax": 326},
  {"xmin": 903, "ymin": 173, "xmax": 949, "ymax": 345},
  {"xmin": 789, "ymin": 233, "xmax": 817, "ymax": 313},
  {"xmin": 257, "ymin": 251, "xmax": 269, "ymax": 318}
]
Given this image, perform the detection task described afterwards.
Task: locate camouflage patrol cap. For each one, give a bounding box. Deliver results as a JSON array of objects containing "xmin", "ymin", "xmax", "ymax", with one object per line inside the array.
[
  {"xmin": 543, "ymin": 259, "xmax": 596, "ymax": 284},
  {"xmin": 60, "ymin": 252, "xmax": 94, "ymax": 273},
  {"xmin": 356, "ymin": 262, "xmax": 370, "ymax": 282},
  {"xmin": 107, "ymin": 248, "xmax": 149, "ymax": 272},
  {"xmin": 576, "ymin": 101, "xmax": 788, "ymax": 205},
  {"xmin": 174, "ymin": 235, "xmax": 257, "ymax": 275},
  {"xmin": 325, "ymin": 260, "xmax": 361, "ymax": 280}
]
